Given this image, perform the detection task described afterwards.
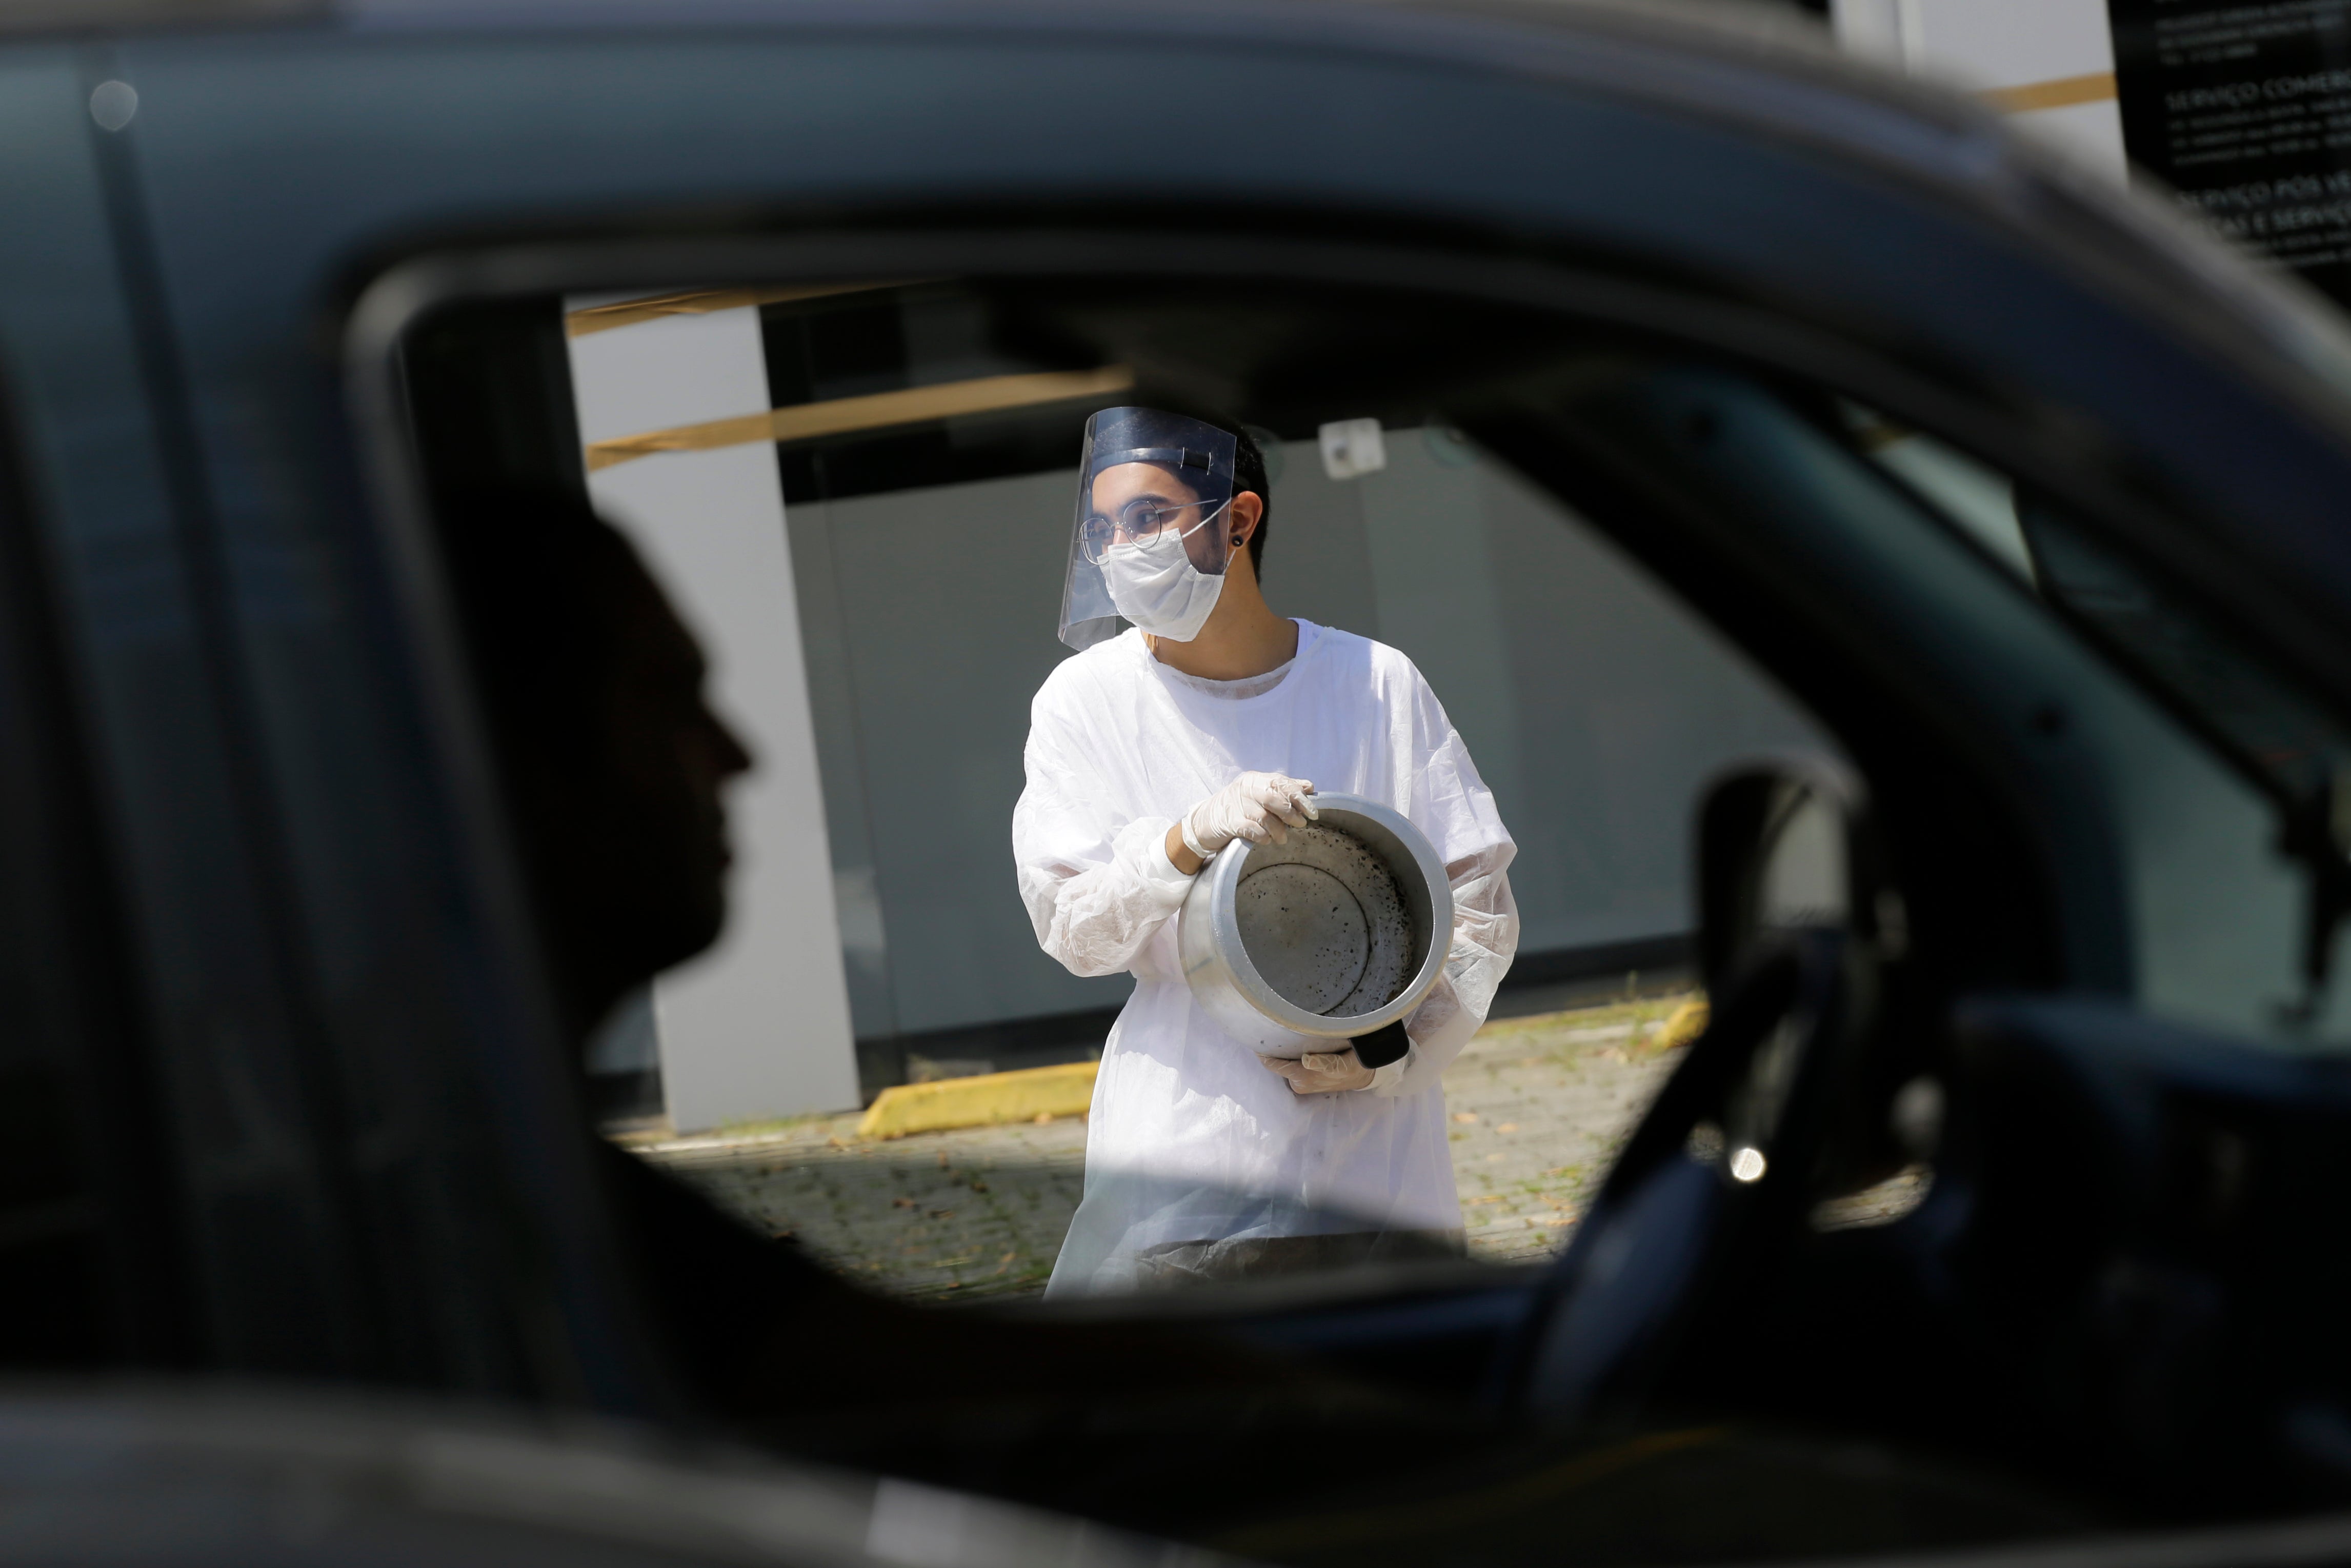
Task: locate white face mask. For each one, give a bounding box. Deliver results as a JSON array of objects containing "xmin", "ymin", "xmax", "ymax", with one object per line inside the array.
[{"xmin": 1099, "ymin": 509, "xmax": 1229, "ymax": 641}]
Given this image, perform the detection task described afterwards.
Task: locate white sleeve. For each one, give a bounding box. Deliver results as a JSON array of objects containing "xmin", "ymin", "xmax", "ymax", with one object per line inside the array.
[
  {"xmin": 1368, "ymin": 664, "xmax": 1521, "ymax": 1098},
  {"xmin": 1012, "ymin": 697, "xmax": 1192, "ymax": 979},
  {"xmin": 1371, "ymin": 848, "xmax": 1520, "ymax": 1096}
]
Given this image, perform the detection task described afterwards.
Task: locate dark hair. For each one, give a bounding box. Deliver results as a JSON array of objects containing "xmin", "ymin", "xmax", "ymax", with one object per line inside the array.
[{"xmin": 1231, "ymin": 423, "xmax": 1272, "ymax": 577}]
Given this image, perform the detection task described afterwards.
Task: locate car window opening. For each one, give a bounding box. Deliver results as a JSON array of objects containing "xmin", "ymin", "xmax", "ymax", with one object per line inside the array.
[{"xmin": 391, "ymin": 272, "xmax": 2304, "ymax": 1359}]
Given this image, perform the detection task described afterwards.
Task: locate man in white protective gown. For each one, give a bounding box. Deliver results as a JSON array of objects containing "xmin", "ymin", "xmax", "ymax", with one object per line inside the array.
[{"xmin": 1015, "ymin": 406, "xmax": 1520, "ymax": 1295}]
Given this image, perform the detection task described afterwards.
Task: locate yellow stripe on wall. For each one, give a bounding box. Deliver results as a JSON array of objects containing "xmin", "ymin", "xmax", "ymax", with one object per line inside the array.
[
  {"xmin": 565, "ymin": 280, "xmax": 932, "ymax": 337},
  {"xmin": 1981, "ymin": 71, "xmax": 2117, "ymax": 114},
  {"xmin": 584, "ymin": 365, "xmax": 1135, "ymax": 472}
]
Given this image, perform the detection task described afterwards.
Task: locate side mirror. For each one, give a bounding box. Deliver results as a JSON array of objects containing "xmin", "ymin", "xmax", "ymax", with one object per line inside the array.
[
  {"xmin": 1696, "ymin": 756, "xmax": 1893, "ymax": 993},
  {"xmin": 1525, "ymin": 756, "xmax": 1892, "ymax": 1417}
]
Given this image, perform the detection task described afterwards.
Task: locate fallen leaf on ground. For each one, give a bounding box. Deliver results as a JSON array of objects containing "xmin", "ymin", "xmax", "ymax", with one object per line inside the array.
[
  {"xmin": 1498, "ymin": 1122, "xmax": 1520, "ymax": 1134},
  {"xmin": 1452, "ymin": 1112, "xmax": 1479, "ymax": 1124},
  {"xmin": 892, "ymin": 1196, "xmax": 916, "ymax": 1209}
]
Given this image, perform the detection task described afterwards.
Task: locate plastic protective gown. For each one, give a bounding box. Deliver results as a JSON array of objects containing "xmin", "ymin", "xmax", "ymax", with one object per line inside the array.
[{"xmin": 1016, "ymin": 621, "xmax": 1519, "ymax": 1294}]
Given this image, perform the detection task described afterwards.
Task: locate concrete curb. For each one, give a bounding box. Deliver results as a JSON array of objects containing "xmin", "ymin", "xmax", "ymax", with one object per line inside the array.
[
  {"xmin": 1653, "ymin": 997, "xmax": 1708, "ymax": 1052},
  {"xmin": 856, "ymin": 1060, "xmax": 1098, "ymax": 1140}
]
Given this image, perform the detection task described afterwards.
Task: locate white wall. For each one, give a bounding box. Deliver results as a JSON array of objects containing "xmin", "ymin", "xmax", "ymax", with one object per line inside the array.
[
  {"xmin": 1831, "ymin": 0, "xmax": 2128, "ymax": 182},
  {"xmin": 566, "ymin": 301, "xmax": 862, "ymax": 1130},
  {"xmin": 781, "ymin": 425, "xmax": 1832, "ymax": 1034}
]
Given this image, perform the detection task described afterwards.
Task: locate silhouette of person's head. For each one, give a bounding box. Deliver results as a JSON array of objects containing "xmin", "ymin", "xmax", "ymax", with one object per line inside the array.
[{"xmin": 439, "ymin": 488, "xmax": 752, "ymax": 1036}]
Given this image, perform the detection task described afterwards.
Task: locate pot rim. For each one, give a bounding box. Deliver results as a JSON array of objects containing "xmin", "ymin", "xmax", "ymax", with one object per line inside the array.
[{"xmin": 1194, "ymin": 792, "xmax": 1454, "ymax": 1040}]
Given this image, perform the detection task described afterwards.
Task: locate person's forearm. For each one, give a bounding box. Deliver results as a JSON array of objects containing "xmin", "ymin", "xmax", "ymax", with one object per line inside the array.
[
  {"xmin": 1020, "ymin": 817, "xmax": 1194, "ymax": 977},
  {"xmin": 1164, "ymin": 822, "xmax": 1204, "ymax": 876}
]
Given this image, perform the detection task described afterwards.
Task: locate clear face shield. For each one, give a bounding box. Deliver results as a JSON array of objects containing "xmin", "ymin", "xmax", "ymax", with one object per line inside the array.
[{"xmin": 1059, "ymin": 408, "xmax": 1241, "ymax": 650}]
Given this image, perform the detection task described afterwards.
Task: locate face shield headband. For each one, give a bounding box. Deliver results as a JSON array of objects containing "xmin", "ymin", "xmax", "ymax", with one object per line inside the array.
[{"xmin": 1059, "ymin": 409, "xmax": 1242, "ymax": 650}]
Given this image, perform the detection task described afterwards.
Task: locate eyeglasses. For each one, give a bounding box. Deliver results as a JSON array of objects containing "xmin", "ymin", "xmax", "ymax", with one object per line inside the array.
[{"xmin": 1078, "ymin": 496, "xmax": 1232, "ymax": 565}]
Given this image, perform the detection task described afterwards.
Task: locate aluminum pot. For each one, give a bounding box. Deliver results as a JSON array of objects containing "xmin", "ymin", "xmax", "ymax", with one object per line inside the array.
[{"xmin": 1177, "ymin": 792, "xmax": 1453, "ymax": 1056}]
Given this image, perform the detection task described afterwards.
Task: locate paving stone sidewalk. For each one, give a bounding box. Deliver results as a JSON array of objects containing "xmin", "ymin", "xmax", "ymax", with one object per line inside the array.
[{"xmin": 628, "ymin": 994, "xmax": 1694, "ymax": 1301}]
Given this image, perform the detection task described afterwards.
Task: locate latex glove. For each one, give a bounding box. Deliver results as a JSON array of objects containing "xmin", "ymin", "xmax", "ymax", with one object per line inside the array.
[
  {"xmin": 1258, "ymin": 1047, "xmax": 1375, "ymax": 1095},
  {"xmin": 1181, "ymin": 772, "xmax": 1317, "ymax": 859}
]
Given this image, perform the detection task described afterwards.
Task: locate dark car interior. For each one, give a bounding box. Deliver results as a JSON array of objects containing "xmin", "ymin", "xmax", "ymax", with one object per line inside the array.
[
  {"xmin": 370, "ymin": 259, "xmax": 2351, "ymax": 1563},
  {"xmin": 5, "ymin": 1, "xmax": 2351, "ymax": 1560}
]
